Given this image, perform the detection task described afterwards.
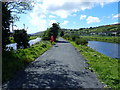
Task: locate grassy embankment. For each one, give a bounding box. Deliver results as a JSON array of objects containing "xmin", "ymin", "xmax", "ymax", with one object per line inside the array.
[
  {"xmin": 63, "ymin": 35, "xmax": 119, "ymax": 88},
  {"xmin": 81, "ymin": 36, "xmax": 120, "ymax": 44},
  {"xmin": 3, "ymin": 41, "xmax": 52, "ymax": 83}
]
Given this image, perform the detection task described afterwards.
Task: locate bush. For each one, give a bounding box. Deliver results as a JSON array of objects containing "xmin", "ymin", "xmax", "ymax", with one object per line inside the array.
[
  {"xmin": 71, "ymin": 35, "xmax": 79, "ymax": 41},
  {"xmin": 63, "ymin": 34, "xmax": 70, "ymax": 40},
  {"xmin": 75, "ymin": 38, "xmax": 88, "ymax": 45}
]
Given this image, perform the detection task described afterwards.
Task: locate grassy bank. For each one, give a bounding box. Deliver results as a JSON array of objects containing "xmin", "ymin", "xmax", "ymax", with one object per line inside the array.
[
  {"xmin": 81, "ymin": 36, "xmax": 120, "ymax": 44},
  {"xmin": 70, "ymin": 41, "xmax": 119, "ymax": 88},
  {"xmin": 3, "ymin": 41, "xmax": 52, "ymax": 83}
]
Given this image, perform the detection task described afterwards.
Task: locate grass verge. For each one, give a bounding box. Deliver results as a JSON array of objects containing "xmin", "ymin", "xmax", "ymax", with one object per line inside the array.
[
  {"xmin": 81, "ymin": 36, "xmax": 120, "ymax": 44},
  {"xmin": 2, "ymin": 41, "xmax": 52, "ymax": 83},
  {"xmin": 70, "ymin": 41, "xmax": 119, "ymax": 89}
]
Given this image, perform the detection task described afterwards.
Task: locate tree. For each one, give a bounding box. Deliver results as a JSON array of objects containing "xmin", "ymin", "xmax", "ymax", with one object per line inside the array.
[
  {"xmin": 13, "ymin": 29, "xmax": 30, "ymax": 49},
  {"xmin": 60, "ymin": 31, "xmax": 64, "ymax": 37},
  {"xmin": 2, "ymin": 2, "xmax": 12, "ymax": 50},
  {"xmin": 2, "ymin": 2, "xmax": 33, "ymax": 50},
  {"xmin": 49, "ymin": 23, "xmax": 60, "ymax": 41},
  {"xmin": 42, "ymin": 23, "xmax": 60, "ymax": 41}
]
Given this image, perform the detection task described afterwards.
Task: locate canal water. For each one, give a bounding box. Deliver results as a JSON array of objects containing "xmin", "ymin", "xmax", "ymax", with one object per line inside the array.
[
  {"xmin": 88, "ymin": 41, "xmax": 120, "ymax": 59},
  {"xmin": 6, "ymin": 38, "xmax": 41, "ymax": 50}
]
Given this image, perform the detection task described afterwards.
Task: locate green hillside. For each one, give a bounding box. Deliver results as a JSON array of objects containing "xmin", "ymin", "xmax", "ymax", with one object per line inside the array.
[{"xmin": 63, "ymin": 23, "xmax": 120, "ymax": 36}]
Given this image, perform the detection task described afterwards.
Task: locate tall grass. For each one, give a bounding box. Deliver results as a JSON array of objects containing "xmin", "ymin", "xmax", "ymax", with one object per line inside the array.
[{"xmin": 2, "ymin": 41, "xmax": 52, "ymax": 83}]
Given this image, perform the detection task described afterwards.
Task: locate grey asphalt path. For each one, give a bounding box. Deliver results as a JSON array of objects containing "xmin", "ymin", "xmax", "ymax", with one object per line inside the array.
[{"xmin": 3, "ymin": 37, "xmax": 104, "ymax": 89}]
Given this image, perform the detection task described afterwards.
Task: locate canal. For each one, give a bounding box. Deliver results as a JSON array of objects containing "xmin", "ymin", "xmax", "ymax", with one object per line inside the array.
[{"xmin": 88, "ymin": 41, "xmax": 120, "ymax": 59}]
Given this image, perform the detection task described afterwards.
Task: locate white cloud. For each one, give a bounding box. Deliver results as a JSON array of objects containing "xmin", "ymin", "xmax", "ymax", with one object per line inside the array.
[
  {"xmin": 86, "ymin": 16, "xmax": 100, "ymax": 24},
  {"xmin": 49, "ymin": 20, "xmax": 57, "ymax": 27},
  {"xmin": 112, "ymin": 22, "xmax": 118, "ymax": 24},
  {"xmin": 29, "ymin": 3, "xmax": 47, "ymax": 32},
  {"xmin": 27, "ymin": 0, "xmax": 118, "ymax": 32},
  {"xmin": 62, "ymin": 20, "xmax": 69, "ymax": 25},
  {"xmin": 113, "ymin": 13, "xmax": 120, "ymax": 18},
  {"xmin": 39, "ymin": 0, "xmax": 119, "ymax": 18},
  {"xmin": 80, "ymin": 15, "xmax": 87, "ymax": 20},
  {"xmin": 49, "ymin": 15, "xmax": 56, "ymax": 18}
]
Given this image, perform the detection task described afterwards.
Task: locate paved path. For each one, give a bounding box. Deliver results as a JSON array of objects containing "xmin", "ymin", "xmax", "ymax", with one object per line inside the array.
[{"xmin": 3, "ymin": 37, "xmax": 104, "ymax": 88}]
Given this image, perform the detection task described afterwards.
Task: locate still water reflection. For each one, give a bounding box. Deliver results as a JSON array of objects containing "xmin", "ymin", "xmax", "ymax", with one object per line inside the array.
[
  {"xmin": 88, "ymin": 41, "xmax": 120, "ymax": 59},
  {"xmin": 6, "ymin": 38, "xmax": 41, "ymax": 50}
]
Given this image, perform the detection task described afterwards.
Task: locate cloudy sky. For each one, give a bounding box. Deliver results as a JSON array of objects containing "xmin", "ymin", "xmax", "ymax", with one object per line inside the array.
[{"xmin": 12, "ymin": 0, "xmax": 119, "ymax": 34}]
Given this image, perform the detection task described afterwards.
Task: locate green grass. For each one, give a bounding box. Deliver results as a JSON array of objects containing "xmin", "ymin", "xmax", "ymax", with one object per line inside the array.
[
  {"xmin": 81, "ymin": 36, "xmax": 120, "ymax": 44},
  {"xmin": 69, "ymin": 41, "xmax": 119, "ymax": 89},
  {"xmin": 2, "ymin": 41, "xmax": 52, "ymax": 83},
  {"xmin": 29, "ymin": 36, "xmax": 39, "ymax": 40}
]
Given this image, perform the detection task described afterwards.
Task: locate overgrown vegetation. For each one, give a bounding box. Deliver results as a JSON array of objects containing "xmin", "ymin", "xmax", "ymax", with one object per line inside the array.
[
  {"xmin": 13, "ymin": 29, "xmax": 30, "ymax": 49},
  {"xmin": 70, "ymin": 41, "xmax": 119, "ymax": 88},
  {"xmin": 63, "ymin": 34, "xmax": 88, "ymax": 45},
  {"xmin": 63, "ymin": 34, "xmax": 120, "ymax": 44},
  {"xmin": 2, "ymin": 41, "xmax": 52, "ymax": 83},
  {"xmin": 2, "ymin": 2, "xmax": 33, "ymax": 50}
]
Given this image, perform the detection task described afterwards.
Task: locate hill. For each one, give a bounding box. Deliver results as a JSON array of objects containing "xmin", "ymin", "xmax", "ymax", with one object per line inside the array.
[{"xmin": 63, "ymin": 23, "xmax": 120, "ymax": 36}]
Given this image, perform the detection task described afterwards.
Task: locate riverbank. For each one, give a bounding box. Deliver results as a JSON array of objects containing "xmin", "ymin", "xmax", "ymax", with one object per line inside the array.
[
  {"xmin": 81, "ymin": 36, "xmax": 120, "ymax": 44},
  {"xmin": 70, "ymin": 41, "xmax": 119, "ymax": 88},
  {"xmin": 3, "ymin": 41, "xmax": 52, "ymax": 83}
]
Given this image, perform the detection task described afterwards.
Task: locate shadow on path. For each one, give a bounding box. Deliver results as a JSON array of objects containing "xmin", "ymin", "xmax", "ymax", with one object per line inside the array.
[{"xmin": 3, "ymin": 60, "xmax": 85, "ymax": 88}]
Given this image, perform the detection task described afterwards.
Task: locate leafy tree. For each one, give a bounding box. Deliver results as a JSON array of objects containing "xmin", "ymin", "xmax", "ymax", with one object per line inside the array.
[
  {"xmin": 42, "ymin": 28, "xmax": 51, "ymax": 40},
  {"xmin": 2, "ymin": 2, "xmax": 33, "ymax": 50},
  {"xmin": 42, "ymin": 23, "xmax": 60, "ymax": 41},
  {"xmin": 60, "ymin": 30, "xmax": 64, "ymax": 37},
  {"xmin": 2, "ymin": 2, "xmax": 12, "ymax": 50},
  {"xmin": 13, "ymin": 29, "xmax": 30, "ymax": 49},
  {"xmin": 49, "ymin": 23, "xmax": 60, "ymax": 41}
]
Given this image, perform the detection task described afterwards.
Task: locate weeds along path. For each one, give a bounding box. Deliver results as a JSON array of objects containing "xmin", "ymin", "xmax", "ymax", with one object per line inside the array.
[{"xmin": 3, "ymin": 37, "xmax": 104, "ymax": 88}]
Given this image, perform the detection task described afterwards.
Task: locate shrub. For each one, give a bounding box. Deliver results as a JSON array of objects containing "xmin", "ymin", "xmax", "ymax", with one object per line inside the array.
[
  {"xmin": 75, "ymin": 38, "xmax": 88, "ymax": 45},
  {"xmin": 63, "ymin": 34, "xmax": 70, "ymax": 40}
]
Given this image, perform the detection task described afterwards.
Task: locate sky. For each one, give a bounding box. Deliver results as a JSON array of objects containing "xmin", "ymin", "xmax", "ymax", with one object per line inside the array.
[{"xmin": 11, "ymin": 0, "xmax": 120, "ymax": 34}]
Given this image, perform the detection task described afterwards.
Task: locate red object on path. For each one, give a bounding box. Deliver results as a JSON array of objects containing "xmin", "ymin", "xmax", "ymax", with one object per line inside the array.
[{"xmin": 50, "ymin": 35, "xmax": 54, "ymax": 42}]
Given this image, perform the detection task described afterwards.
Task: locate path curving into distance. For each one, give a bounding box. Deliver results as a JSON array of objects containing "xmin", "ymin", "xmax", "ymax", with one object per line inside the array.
[{"xmin": 3, "ymin": 37, "xmax": 104, "ymax": 89}]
